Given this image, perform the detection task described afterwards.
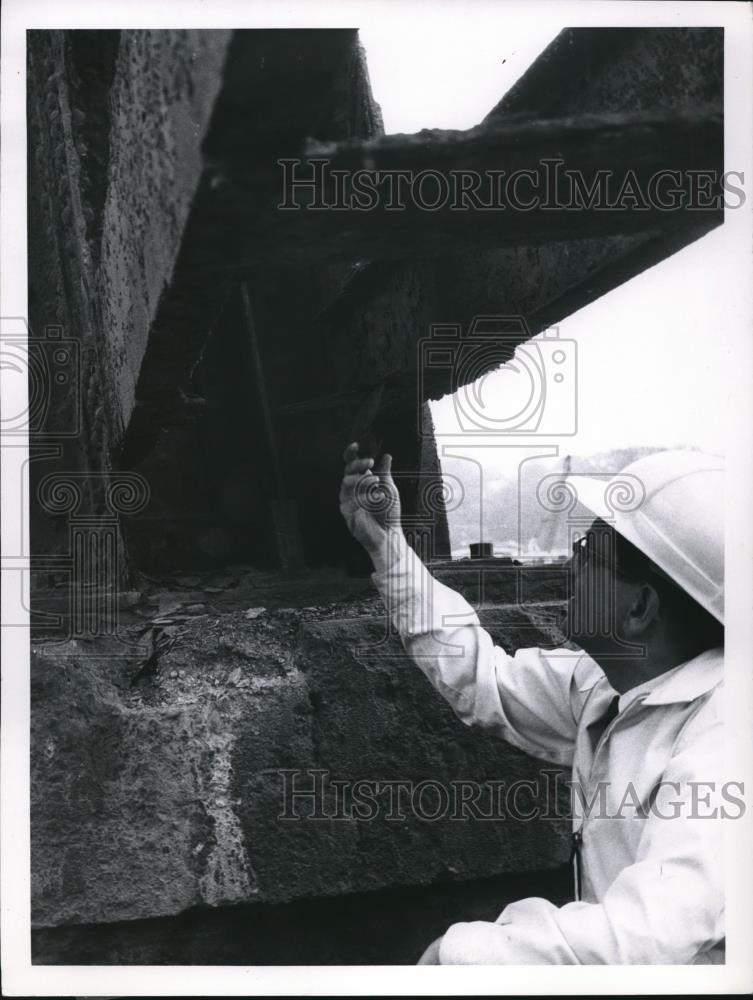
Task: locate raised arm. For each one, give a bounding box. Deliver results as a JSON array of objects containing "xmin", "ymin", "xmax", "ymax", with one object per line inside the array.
[{"xmin": 339, "ymin": 443, "xmax": 598, "ymax": 768}]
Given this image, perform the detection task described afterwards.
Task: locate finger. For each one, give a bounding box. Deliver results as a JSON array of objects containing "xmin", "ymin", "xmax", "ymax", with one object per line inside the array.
[
  {"xmin": 373, "ymin": 452, "xmax": 393, "ymax": 483},
  {"xmin": 339, "ymin": 468, "xmax": 377, "ymax": 501},
  {"xmin": 344, "ymin": 457, "xmax": 374, "ymax": 476},
  {"xmin": 342, "ymin": 468, "xmax": 375, "ymax": 484},
  {"xmin": 342, "ymin": 441, "xmax": 360, "ymax": 464}
]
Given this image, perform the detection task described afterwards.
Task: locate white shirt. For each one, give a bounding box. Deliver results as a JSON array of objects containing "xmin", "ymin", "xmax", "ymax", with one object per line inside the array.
[{"xmin": 371, "ymin": 532, "xmax": 727, "ymax": 964}]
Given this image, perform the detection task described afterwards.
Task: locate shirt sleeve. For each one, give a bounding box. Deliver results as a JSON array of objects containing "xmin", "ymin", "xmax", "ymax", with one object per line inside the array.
[
  {"xmin": 370, "ymin": 529, "xmax": 598, "ymax": 768},
  {"xmin": 438, "ymin": 694, "xmax": 726, "ymax": 964}
]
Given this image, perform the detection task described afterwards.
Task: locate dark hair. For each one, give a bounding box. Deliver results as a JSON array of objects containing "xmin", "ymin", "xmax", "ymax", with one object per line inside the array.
[{"xmin": 612, "ymin": 528, "xmax": 724, "ymax": 652}]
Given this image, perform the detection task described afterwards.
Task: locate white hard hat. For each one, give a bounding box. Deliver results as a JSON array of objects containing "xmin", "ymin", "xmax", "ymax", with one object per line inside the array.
[{"xmin": 571, "ymin": 449, "xmax": 724, "ymax": 623}]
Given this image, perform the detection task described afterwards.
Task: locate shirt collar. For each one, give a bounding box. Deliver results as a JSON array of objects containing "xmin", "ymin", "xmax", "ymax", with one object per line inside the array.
[
  {"xmin": 640, "ymin": 646, "xmax": 723, "ymax": 706},
  {"xmin": 576, "ymin": 646, "xmax": 723, "ymax": 706}
]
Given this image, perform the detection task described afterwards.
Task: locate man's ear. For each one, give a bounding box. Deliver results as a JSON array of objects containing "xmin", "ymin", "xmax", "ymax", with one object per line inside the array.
[{"xmin": 622, "ymin": 583, "xmax": 661, "ymax": 637}]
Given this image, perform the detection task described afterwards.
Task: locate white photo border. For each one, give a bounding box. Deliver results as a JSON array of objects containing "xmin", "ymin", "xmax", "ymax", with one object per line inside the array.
[{"xmin": 2, "ymin": 0, "xmax": 752, "ymax": 994}]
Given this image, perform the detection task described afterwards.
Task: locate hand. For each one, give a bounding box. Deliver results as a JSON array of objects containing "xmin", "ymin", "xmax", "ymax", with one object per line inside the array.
[
  {"xmin": 417, "ymin": 935, "xmax": 444, "ymax": 964},
  {"xmin": 339, "ymin": 441, "xmax": 402, "ymax": 554}
]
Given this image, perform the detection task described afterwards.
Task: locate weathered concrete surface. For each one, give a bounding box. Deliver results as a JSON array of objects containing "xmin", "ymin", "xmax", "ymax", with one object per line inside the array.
[
  {"xmin": 26, "ymin": 32, "xmax": 126, "ymax": 574},
  {"xmin": 31, "ymin": 576, "xmax": 571, "ymax": 929},
  {"xmin": 245, "ymin": 111, "xmax": 721, "ymax": 266},
  {"xmin": 117, "ymin": 28, "xmax": 722, "ymax": 578},
  {"xmin": 307, "ymin": 27, "xmax": 723, "ymax": 412},
  {"xmin": 99, "ymin": 30, "xmax": 232, "ymax": 436},
  {"xmin": 26, "ymin": 32, "xmax": 231, "ymax": 579},
  {"xmin": 119, "ymin": 29, "xmax": 383, "ymax": 470},
  {"xmin": 485, "ymin": 27, "xmax": 723, "ymax": 120}
]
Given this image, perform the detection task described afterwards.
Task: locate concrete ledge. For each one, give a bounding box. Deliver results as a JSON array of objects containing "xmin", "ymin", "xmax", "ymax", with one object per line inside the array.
[{"xmin": 31, "ymin": 595, "xmax": 570, "ymax": 929}]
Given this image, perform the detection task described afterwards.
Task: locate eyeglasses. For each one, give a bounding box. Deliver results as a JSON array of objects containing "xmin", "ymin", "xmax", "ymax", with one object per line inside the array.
[
  {"xmin": 571, "ymin": 530, "xmax": 674, "ymax": 585},
  {"xmin": 570, "ymin": 531, "xmax": 620, "ymax": 574}
]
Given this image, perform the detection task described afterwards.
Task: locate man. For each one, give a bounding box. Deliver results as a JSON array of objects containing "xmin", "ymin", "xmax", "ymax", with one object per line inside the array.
[{"xmin": 339, "ymin": 443, "xmax": 727, "ymax": 964}]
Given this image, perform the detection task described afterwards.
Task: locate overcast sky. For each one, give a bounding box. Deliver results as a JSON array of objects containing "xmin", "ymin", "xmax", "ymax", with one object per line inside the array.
[{"xmin": 359, "ymin": 21, "xmax": 559, "ymax": 134}]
